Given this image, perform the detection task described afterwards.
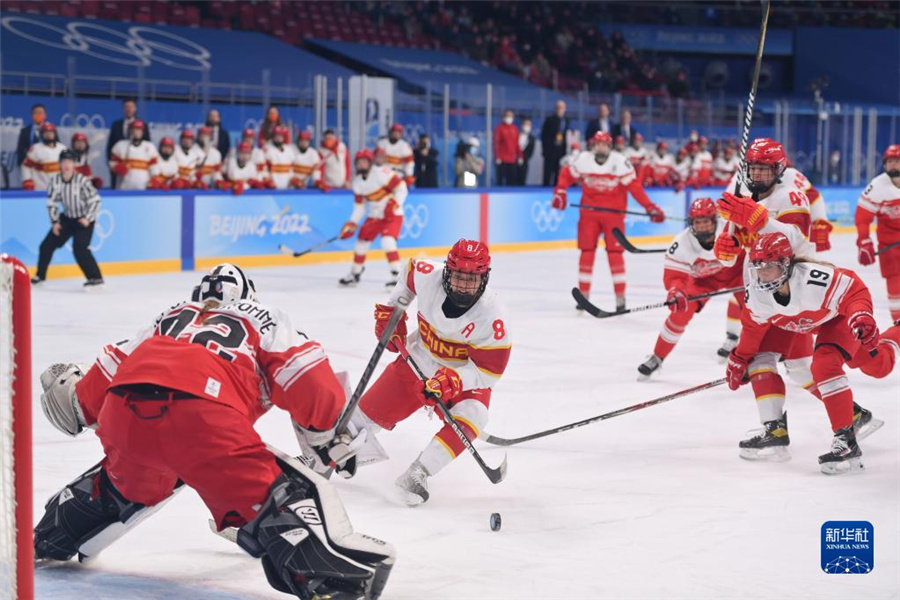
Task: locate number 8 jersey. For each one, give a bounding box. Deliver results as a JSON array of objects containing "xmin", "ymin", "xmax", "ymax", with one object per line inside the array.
[{"xmin": 75, "ymin": 299, "xmax": 344, "ymax": 430}]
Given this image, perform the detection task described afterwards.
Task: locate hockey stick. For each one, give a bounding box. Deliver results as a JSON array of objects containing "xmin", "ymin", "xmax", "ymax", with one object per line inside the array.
[
  {"xmin": 571, "ymin": 203, "xmax": 685, "ymax": 223},
  {"xmin": 612, "ymin": 227, "xmax": 667, "ymax": 254},
  {"xmin": 875, "ymin": 240, "xmax": 900, "ymax": 256},
  {"xmin": 572, "ymin": 285, "xmax": 744, "ymax": 319},
  {"xmin": 394, "ymin": 340, "xmax": 508, "ymax": 484},
  {"xmin": 483, "ymin": 378, "xmax": 727, "ymax": 447},
  {"xmin": 278, "ymin": 234, "xmax": 340, "ymax": 258}
]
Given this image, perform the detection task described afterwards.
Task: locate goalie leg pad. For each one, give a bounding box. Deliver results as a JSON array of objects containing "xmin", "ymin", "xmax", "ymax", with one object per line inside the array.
[
  {"xmin": 238, "ymin": 452, "xmax": 395, "ymax": 599},
  {"xmin": 34, "ymin": 461, "xmax": 179, "ymax": 562}
]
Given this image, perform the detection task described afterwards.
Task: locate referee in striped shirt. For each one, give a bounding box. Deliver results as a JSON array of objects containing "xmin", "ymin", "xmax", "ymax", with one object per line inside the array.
[{"xmin": 32, "ymin": 149, "xmax": 105, "ymax": 287}]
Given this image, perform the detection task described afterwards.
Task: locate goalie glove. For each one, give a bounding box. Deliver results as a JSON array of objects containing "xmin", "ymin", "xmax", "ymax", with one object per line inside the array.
[{"xmin": 39, "ymin": 363, "xmax": 90, "ymax": 437}]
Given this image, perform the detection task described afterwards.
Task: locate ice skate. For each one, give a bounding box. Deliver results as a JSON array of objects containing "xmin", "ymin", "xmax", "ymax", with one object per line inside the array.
[
  {"xmin": 853, "ymin": 403, "xmax": 884, "ymax": 441},
  {"xmin": 339, "ymin": 267, "xmax": 364, "ymax": 287},
  {"xmin": 819, "ymin": 426, "xmax": 864, "ymax": 475},
  {"xmin": 717, "ymin": 333, "xmax": 739, "ymax": 362},
  {"xmin": 739, "ymin": 412, "xmax": 790, "ymax": 461},
  {"xmin": 395, "ymin": 460, "xmax": 430, "ymax": 507},
  {"xmin": 615, "ymin": 295, "xmax": 626, "ymax": 313},
  {"xmin": 637, "ymin": 354, "xmax": 663, "ymax": 381},
  {"xmin": 385, "ymin": 269, "xmax": 400, "ymax": 289}
]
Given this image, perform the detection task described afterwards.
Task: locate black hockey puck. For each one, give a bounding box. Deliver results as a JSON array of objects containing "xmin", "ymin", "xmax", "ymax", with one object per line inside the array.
[{"xmin": 490, "ymin": 512, "xmax": 501, "ymax": 532}]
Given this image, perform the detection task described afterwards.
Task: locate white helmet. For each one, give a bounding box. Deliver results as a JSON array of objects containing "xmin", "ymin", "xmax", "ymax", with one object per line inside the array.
[{"xmin": 192, "ymin": 263, "xmax": 257, "ymax": 305}]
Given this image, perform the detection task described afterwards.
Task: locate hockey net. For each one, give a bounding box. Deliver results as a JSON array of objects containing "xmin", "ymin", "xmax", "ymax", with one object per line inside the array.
[{"xmin": 0, "ymin": 255, "xmax": 32, "ymax": 600}]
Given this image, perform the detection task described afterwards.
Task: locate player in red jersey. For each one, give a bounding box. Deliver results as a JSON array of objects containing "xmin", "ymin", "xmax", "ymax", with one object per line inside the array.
[
  {"xmin": 637, "ymin": 198, "xmax": 744, "ymax": 379},
  {"xmin": 33, "ymin": 263, "xmax": 395, "ymax": 598},
  {"xmin": 856, "ymin": 144, "xmax": 900, "ymax": 321},
  {"xmin": 727, "ymin": 233, "xmax": 899, "ymax": 474},
  {"xmin": 553, "ymin": 131, "xmax": 666, "ymax": 312}
]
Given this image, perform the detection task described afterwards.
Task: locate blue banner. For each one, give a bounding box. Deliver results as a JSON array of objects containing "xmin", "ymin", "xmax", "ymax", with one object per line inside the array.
[
  {"xmin": 0, "ymin": 191, "xmax": 181, "ymax": 266},
  {"xmin": 599, "ymin": 23, "xmax": 793, "ymax": 56}
]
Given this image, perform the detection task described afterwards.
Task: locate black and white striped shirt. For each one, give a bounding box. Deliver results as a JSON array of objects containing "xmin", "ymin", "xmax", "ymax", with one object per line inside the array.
[{"xmin": 46, "ymin": 172, "xmax": 101, "ymax": 223}]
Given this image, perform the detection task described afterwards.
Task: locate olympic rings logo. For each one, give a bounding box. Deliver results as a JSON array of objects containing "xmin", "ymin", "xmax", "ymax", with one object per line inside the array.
[
  {"xmin": 2, "ymin": 16, "xmax": 212, "ymax": 71},
  {"xmin": 401, "ymin": 203, "xmax": 429, "ymax": 239},
  {"xmin": 58, "ymin": 113, "xmax": 106, "ymax": 129},
  {"xmin": 531, "ymin": 200, "xmax": 564, "ymax": 232}
]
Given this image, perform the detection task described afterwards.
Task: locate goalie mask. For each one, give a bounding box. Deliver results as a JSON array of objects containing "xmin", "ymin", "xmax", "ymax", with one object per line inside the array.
[
  {"xmin": 443, "ymin": 239, "xmax": 491, "ymax": 309},
  {"xmin": 192, "ymin": 263, "xmax": 257, "ymax": 305}
]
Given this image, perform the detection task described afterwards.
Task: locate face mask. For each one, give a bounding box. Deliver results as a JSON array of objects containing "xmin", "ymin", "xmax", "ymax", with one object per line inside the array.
[
  {"xmin": 503, "ymin": 116, "xmax": 513, "ymax": 125},
  {"xmin": 268, "ymin": 114, "xmax": 278, "ymax": 122},
  {"xmin": 522, "ymin": 125, "xmax": 531, "ymax": 134}
]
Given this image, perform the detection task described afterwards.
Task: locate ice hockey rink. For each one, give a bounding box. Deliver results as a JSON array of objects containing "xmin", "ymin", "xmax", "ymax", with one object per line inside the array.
[{"xmin": 31, "ymin": 233, "xmax": 899, "ymax": 599}]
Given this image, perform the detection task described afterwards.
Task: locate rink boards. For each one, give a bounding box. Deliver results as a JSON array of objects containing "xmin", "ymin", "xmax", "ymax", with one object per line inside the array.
[{"xmin": 0, "ymin": 186, "xmax": 864, "ymax": 279}]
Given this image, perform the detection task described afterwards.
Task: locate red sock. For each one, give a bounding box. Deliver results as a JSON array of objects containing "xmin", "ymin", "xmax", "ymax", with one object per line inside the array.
[
  {"xmin": 578, "ymin": 250, "xmax": 596, "ymax": 296},
  {"xmin": 607, "ymin": 251, "xmax": 625, "ymax": 297}
]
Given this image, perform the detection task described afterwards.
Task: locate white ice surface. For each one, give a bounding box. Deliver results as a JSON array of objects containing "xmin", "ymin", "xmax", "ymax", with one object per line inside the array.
[{"xmin": 30, "ymin": 234, "xmax": 899, "ymax": 599}]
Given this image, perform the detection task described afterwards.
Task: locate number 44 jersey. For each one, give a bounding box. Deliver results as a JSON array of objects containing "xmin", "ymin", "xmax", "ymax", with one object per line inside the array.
[{"xmin": 75, "ymin": 300, "xmax": 344, "ymax": 429}]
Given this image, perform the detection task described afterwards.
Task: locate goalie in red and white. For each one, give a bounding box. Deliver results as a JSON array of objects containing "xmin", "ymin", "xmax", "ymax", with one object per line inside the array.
[
  {"xmin": 338, "ymin": 149, "xmax": 408, "ymax": 288},
  {"xmin": 33, "ymin": 263, "xmax": 395, "ymax": 598},
  {"xmin": 636, "ymin": 198, "xmax": 744, "ymax": 380},
  {"xmin": 376, "ymin": 123, "xmax": 415, "ymax": 188},
  {"xmin": 856, "ymin": 144, "xmax": 900, "ymax": 321},
  {"xmin": 217, "ymin": 142, "xmax": 267, "ymax": 195},
  {"xmin": 350, "ymin": 240, "xmax": 511, "ymax": 506},
  {"xmin": 553, "ymin": 131, "xmax": 666, "ymax": 312},
  {"xmin": 727, "ymin": 233, "xmax": 898, "ymax": 474}
]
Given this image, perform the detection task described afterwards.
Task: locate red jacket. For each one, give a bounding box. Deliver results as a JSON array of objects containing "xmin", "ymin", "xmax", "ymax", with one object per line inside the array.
[{"xmin": 493, "ymin": 122, "xmax": 522, "ymax": 164}]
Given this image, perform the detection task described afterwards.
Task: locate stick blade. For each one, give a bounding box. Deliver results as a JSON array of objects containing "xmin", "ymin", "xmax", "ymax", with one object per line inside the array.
[
  {"xmin": 612, "ymin": 228, "xmax": 667, "ymax": 254},
  {"xmin": 571, "ymin": 288, "xmax": 616, "ymax": 318},
  {"xmin": 483, "ymin": 434, "xmax": 515, "ymax": 447},
  {"xmin": 486, "ymin": 453, "xmax": 508, "ymax": 484}
]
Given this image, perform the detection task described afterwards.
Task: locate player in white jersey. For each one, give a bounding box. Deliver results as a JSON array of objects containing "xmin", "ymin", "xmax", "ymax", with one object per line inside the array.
[
  {"xmin": 648, "ymin": 141, "xmax": 676, "ymax": 186},
  {"xmin": 338, "ymin": 149, "xmax": 409, "ymax": 288},
  {"xmin": 22, "ymin": 122, "xmax": 67, "ymax": 190},
  {"xmin": 856, "ymin": 145, "xmax": 900, "ymax": 321},
  {"xmin": 173, "ymin": 129, "xmax": 205, "ymax": 189},
  {"xmin": 292, "ymin": 130, "xmax": 322, "ymax": 189},
  {"xmin": 319, "ymin": 129, "xmax": 351, "ymax": 189},
  {"xmin": 148, "ymin": 137, "xmax": 179, "ymax": 190},
  {"xmin": 195, "ymin": 126, "xmax": 223, "ymax": 189},
  {"xmin": 217, "ymin": 142, "xmax": 266, "ymax": 194},
  {"xmin": 351, "ymin": 240, "xmax": 511, "ymax": 505},
  {"xmin": 780, "ymin": 165, "xmax": 832, "ymax": 251},
  {"xmin": 109, "ymin": 120, "xmax": 158, "ymax": 190},
  {"xmin": 376, "ymin": 123, "xmax": 415, "ymax": 187},
  {"xmin": 623, "ymin": 132, "xmax": 650, "ymax": 185},
  {"xmin": 239, "ymin": 127, "xmax": 271, "ymax": 183},
  {"xmin": 712, "ymin": 145, "xmax": 740, "ymax": 186},
  {"xmin": 726, "ymin": 233, "xmax": 896, "ymax": 472},
  {"xmin": 673, "ymin": 146, "xmax": 692, "ymax": 187},
  {"xmin": 32, "ymin": 263, "xmax": 396, "ymax": 597},
  {"xmin": 688, "ymin": 142, "xmax": 713, "ymax": 187},
  {"xmin": 263, "ymin": 125, "xmax": 296, "ymax": 189},
  {"xmin": 637, "ymin": 198, "xmax": 744, "ymax": 379}
]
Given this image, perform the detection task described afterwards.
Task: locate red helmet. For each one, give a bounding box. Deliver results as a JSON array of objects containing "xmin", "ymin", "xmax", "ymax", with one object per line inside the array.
[
  {"xmin": 634, "ymin": 132, "xmax": 644, "ymax": 142},
  {"xmin": 657, "ymin": 141, "xmax": 668, "ymax": 151},
  {"xmin": 180, "ymin": 129, "xmax": 195, "ymax": 139},
  {"xmin": 443, "ymin": 239, "xmax": 491, "ymax": 307},
  {"xmin": 198, "ymin": 126, "xmax": 212, "ymax": 136},
  {"xmin": 160, "ymin": 136, "xmax": 175, "ymax": 147},
  {"xmin": 883, "ymin": 144, "xmax": 900, "ymax": 162},
  {"xmin": 390, "ymin": 123, "xmax": 403, "ymax": 133},
  {"xmin": 745, "ymin": 138, "xmax": 786, "ymax": 193},
  {"xmin": 355, "ymin": 148, "xmax": 374, "ymax": 167},
  {"xmin": 129, "ymin": 119, "xmax": 145, "ymax": 130},
  {"xmin": 689, "ymin": 197, "xmax": 717, "ymax": 220},
  {"xmin": 592, "ymin": 131, "xmax": 612, "ymax": 145},
  {"xmin": 71, "ymin": 132, "xmax": 88, "ymax": 144},
  {"xmin": 571, "ymin": 141, "xmax": 581, "ymax": 151},
  {"xmin": 699, "ymin": 136, "xmax": 708, "ymax": 145},
  {"xmin": 242, "ymin": 128, "xmax": 255, "ymax": 140},
  {"xmin": 373, "ymin": 147, "xmax": 386, "ymax": 158},
  {"xmin": 614, "ymin": 135, "xmax": 625, "ymax": 145},
  {"xmin": 273, "ymin": 125, "xmax": 289, "ymax": 139},
  {"xmin": 749, "ymin": 232, "xmax": 794, "ymax": 292},
  {"xmin": 237, "ymin": 141, "xmax": 252, "ymax": 153},
  {"xmin": 40, "ymin": 122, "xmax": 57, "ymax": 133},
  {"xmin": 297, "ymin": 130, "xmax": 311, "ymax": 141},
  {"xmin": 686, "ymin": 142, "xmax": 698, "ymax": 153}
]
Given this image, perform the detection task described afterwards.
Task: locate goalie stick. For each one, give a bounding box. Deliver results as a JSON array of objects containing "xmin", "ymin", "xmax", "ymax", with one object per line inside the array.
[
  {"xmin": 278, "ymin": 234, "xmax": 340, "ymax": 258},
  {"xmin": 483, "ymin": 378, "xmax": 727, "ymax": 447},
  {"xmin": 394, "ymin": 340, "xmax": 508, "ymax": 484},
  {"xmin": 572, "ymin": 285, "xmax": 745, "ymax": 318},
  {"xmin": 612, "ymin": 227, "xmax": 667, "ymax": 254},
  {"xmin": 571, "ymin": 203, "xmax": 685, "ymax": 223}
]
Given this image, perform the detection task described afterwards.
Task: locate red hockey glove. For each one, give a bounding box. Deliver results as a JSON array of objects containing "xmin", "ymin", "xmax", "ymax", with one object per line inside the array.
[
  {"xmin": 552, "ymin": 188, "xmax": 568, "ymax": 210},
  {"xmin": 424, "ymin": 367, "xmax": 463, "ymax": 403},
  {"xmin": 315, "ymin": 179, "xmax": 330, "ymax": 193},
  {"xmin": 194, "ymin": 177, "xmax": 209, "ymax": 190},
  {"xmin": 290, "ymin": 177, "xmax": 305, "ymax": 189},
  {"xmin": 232, "ymin": 181, "xmax": 246, "ymax": 196},
  {"xmin": 717, "ymin": 192, "xmax": 768, "ymax": 233},
  {"xmin": 112, "ymin": 163, "xmax": 129, "ymax": 176},
  {"xmin": 22, "ymin": 180, "xmax": 35, "ymax": 191},
  {"xmin": 405, "ymin": 175, "xmax": 416, "ymax": 188},
  {"xmin": 215, "ymin": 180, "xmax": 230, "ymax": 191},
  {"xmin": 646, "ymin": 203, "xmax": 665, "ymax": 223},
  {"xmin": 247, "ymin": 179, "xmax": 264, "ymax": 189},
  {"xmin": 264, "ymin": 179, "xmax": 277, "ymax": 189},
  {"xmin": 811, "ymin": 219, "xmax": 833, "ymax": 252},
  {"xmin": 339, "ymin": 221, "xmax": 358, "ymax": 240},
  {"xmin": 374, "ymin": 303, "xmax": 408, "ymax": 352},
  {"xmin": 848, "ymin": 311, "xmax": 880, "ymax": 354},
  {"xmin": 91, "ymin": 177, "xmax": 104, "ymax": 189},
  {"xmin": 725, "ymin": 351, "xmax": 749, "ymax": 391},
  {"xmin": 666, "ymin": 286, "xmax": 690, "ymax": 313},
  {"xmin": 857, "ymin": 238, "xmax": 876, "ymax": 266},
  {"xmin": 714, "ymin": 230, "xmax": 741, "ymax": 262}
]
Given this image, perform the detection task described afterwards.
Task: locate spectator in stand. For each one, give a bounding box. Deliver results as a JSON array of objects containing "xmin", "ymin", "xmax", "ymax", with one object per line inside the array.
[
  {"xmin": 493, "ymin": 109, "xmax": 522, "ymax": 187},
  {"xmin": 109, "ymin": 120, "xmax": 158, "ymax": 191},
  {"xmin": 21, "ymin": 123, "xmax": 67, "ymax": 191},
  {"xmin": 258, "ymin": 105, "xmax": 284, "ymax": 148},
  {"xmin": 318, "ymin": 129, "xmax": 351, "ymax": 189},
  {"xmin": 518, "ymin": 117, "xmax": 536, "ymax": 185},
  {"xmin": 70, "ymin": 133, "xmax": 103, "ymax": 189},
  {"xmin": 668, "ymin": 70, "xmax": 691, "ymax": 99},
  {"xmin": 455, "ymin": 137, "xmax": 485, "ymax": 188},
  {"xmin": 612, "ymin": 109, "xmax": 638, "ymax": 144},
  {"xmin": 205, "ymin": 109, "xmax": 230, "ymax": 161},
  {"xmin": 413, "ymin": 134, "xmax": 439, "ymax": 188},
  {"xmin": 541, "ymin": 100, "xmax": 571, "ymax": 186},
  {"xmin": 16, "ymin": 103, "xmax": 47, "ymax": 167},
  {"xmin": 107, "ymin": 98, "xmax": 150, "ymax": 187},
  {"xmin": 585, "ymin": 103, "xmax": 612, "ymax": 141}
]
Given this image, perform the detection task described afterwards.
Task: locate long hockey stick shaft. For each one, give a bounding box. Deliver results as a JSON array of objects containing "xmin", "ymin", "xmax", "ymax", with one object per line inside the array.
[
  {"xmin": 484, "ymin": 379, "xmax": 727, "ymax": 447},
  {"xmin": 394, "ymin": 341, "xmax": 507, "ymax": 484},
  {"xmin": 573, "ymin": 286, "xmax": 745, "ymax": 318},
  {"xmin": 279, "ymin": 234, "xmax": 341, "ymax": 258},
  {"xmin": 612, "ymin": 227, "xmax": 667, "ymax": 254},
  {"xmin": 875, "ymin": 239, "xmax": 900, "ymax": 256},
  {"xmin": 572, "ymin": 203, "xmax": 684, "ymax": 223}
]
